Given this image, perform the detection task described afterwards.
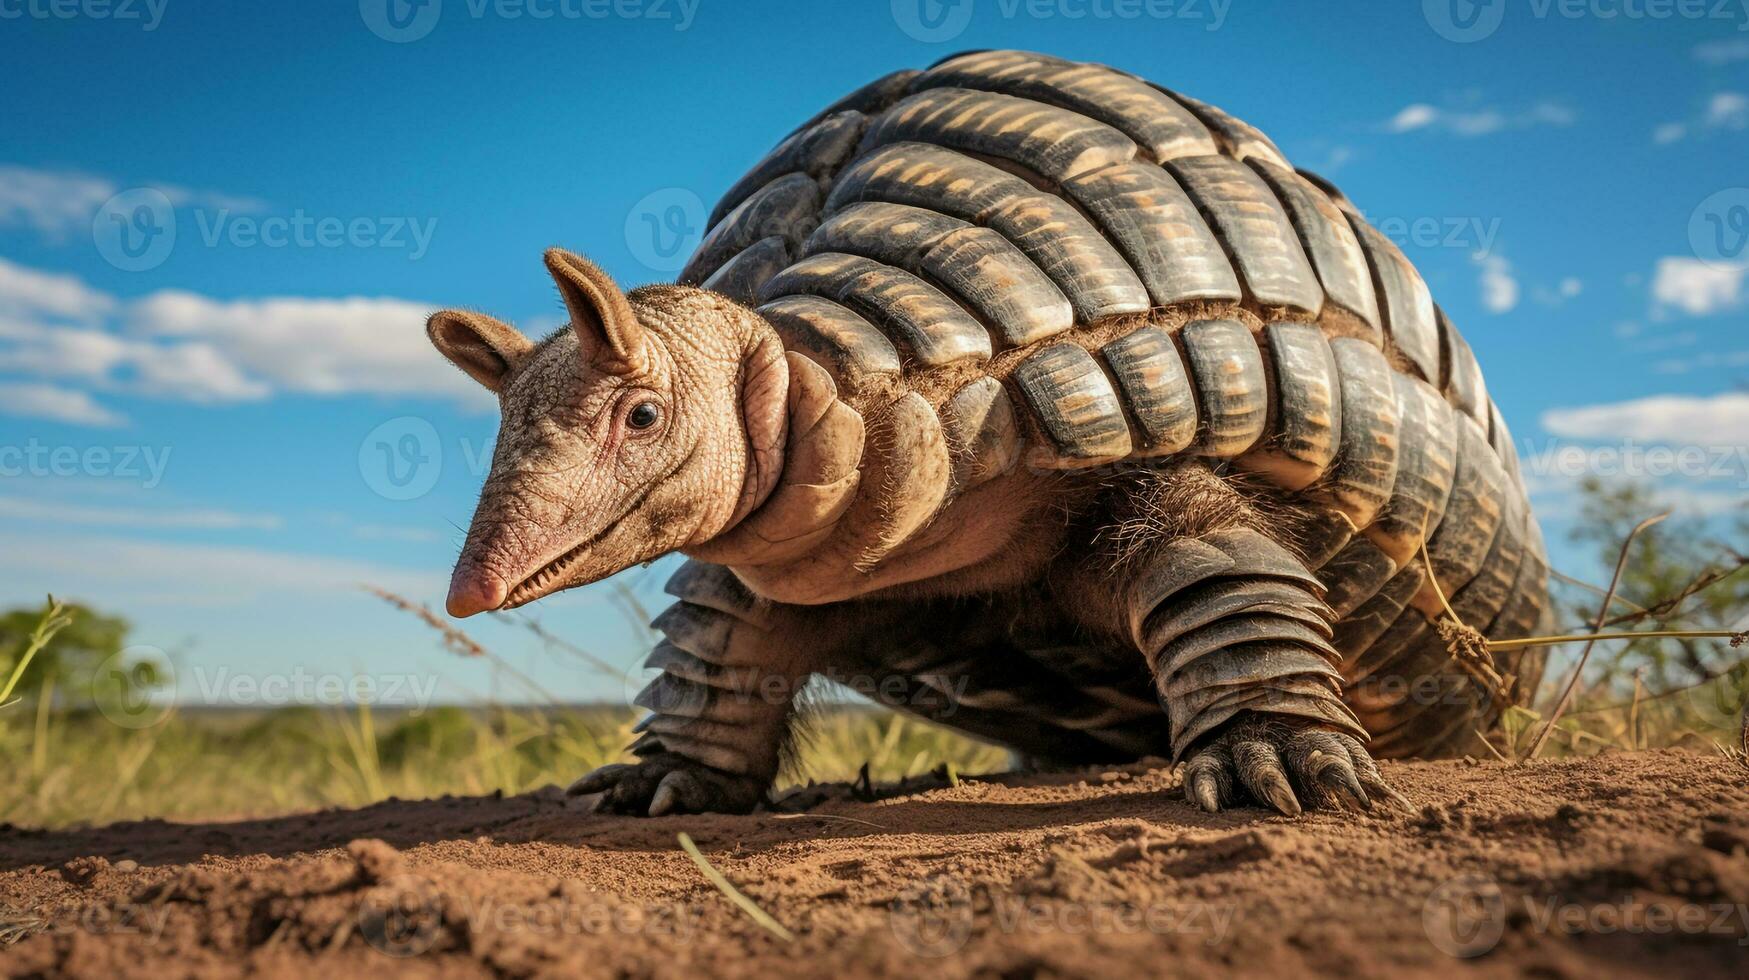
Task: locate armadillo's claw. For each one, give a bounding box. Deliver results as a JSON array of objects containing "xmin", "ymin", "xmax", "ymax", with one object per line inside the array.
[
  {"xmin": 568, "ymin": 752, "xmax": 767, "ymax": 817},
  {"xmin": 567, "ymin": 764, "xmax": 633, "ymax": 798},
  {"xmin": 1233, "ymin": 737, "xmax": 1302, "ymax": 817},
  {"xmin": 648, "ymin": 770, "xmax": 704, "ymax": 817},
  {"xmin": 1182, "ymin": 743, "xmax": 1233, "ymax": 813},
  {"xmin": 1178, "ymin": 716, "xmax": 1406, "ymax": 817},
  {"xmin": 1334, "ymin": 732, "xmax": 1412, "ymax": 810}
]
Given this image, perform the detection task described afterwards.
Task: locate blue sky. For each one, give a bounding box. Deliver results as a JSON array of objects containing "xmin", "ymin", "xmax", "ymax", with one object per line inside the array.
[{"xmin": 2, "ymin": 0, "xmax": 1746, "ymax": 706}]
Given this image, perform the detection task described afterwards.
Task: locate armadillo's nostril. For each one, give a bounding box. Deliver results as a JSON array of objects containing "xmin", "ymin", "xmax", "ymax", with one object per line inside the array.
[{"xmin": 446, "ymin": 566, "xmax": 508, "ymax": 618}]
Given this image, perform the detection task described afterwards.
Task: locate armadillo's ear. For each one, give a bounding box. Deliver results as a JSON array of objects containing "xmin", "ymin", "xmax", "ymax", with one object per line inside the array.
[
  {"xmin": 544, "ymin": 248, "xmax": 647, "ymax": 374},
  {"xmin": 427, "ymin": 309, "xmax": 534, "ymax": 394}
]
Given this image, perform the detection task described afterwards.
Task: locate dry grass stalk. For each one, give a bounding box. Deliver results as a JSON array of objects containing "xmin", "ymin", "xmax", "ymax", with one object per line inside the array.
[
  {"xmin": 1524, "ymin": 513, "xmax": 1666, "ymax": 761},
  {"xmin": 360, "ymin": 586, "xmax": 490, "ymax": 658},
  {"xmin": 677, "ymin": 832, "xmax": 795, "ymax": 942},
  {"xmin": 1419, "ymin": 544, "xmax": 1513, "ymax": 715}
]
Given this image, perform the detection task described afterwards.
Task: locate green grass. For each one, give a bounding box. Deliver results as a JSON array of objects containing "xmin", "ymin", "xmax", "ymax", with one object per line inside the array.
[
  {"xmin": 0, "ymin": 702, "xmax": 1011, "ymax": 829},
  {"xmin": 3, "ymin": 680, "xmax": 1739, "ymax": 830}
]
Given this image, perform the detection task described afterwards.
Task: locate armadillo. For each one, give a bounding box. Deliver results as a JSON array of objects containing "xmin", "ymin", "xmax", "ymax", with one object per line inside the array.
[{"xmin": 428, "ymin": 50, "xmax": 1549, "ymax": 817}]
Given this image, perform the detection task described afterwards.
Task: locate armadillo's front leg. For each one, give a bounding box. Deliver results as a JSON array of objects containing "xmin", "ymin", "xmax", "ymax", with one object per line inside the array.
[
  {"xmin": 569, "ymin": 561, "xmax": 805, "ymax": 816},
  {"xmin": 1126, "ymin": 527, "xmax": 1407, "ymax": 814}
]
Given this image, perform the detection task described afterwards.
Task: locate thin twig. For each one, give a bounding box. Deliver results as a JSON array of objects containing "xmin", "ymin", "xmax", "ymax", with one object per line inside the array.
[
  {"xmin": 1524, "ymin": 513, "xmax": 1667, "ymax": 761},
  {"xmin": 677, "ymin": 832, "xmax": 795, "ymax": 941},
  {"xmin": 360, "ymin": 585, "xmax": 490, "ymax": 658},
  {"xmin": 360, "ymin": 584, "xmax": 555, "ymax": 705},
  {"xmin": 1628, "ymin": 669, "xmax": 1644, "ymax": 751},
  {"xmin": 771, "ymin": 812, "xmax": 890, "ymax": 830},
  {"xmin": 500, "ymin": 610, "xmax": 623, "ymax": 677},
  {"xmin": 1563, "ymin": 670, "xmax": 1734, "ymax": 715},
  {"xmin": 1474, "ymin": 730, "xmax": 1508, "ymax": 763},
  {"xmin": 1600, "ymin": 551, "xmax": 1749, "ymax": 629},
  {"xmin": 1550, "ymin": 568, "xmax": 1649, "ymax": 616},
  {"xmin": 1489, "ymin": 629, "xmax": 1742, "ymax": 651}
]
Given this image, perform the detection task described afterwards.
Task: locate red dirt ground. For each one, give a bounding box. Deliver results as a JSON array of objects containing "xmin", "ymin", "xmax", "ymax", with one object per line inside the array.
[{"xmin": 2, "ymin": 749, "xmax": 1746, "ymax": 979}]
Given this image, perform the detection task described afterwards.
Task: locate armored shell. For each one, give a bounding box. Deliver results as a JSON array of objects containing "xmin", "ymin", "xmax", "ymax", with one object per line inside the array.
[{"xmin": 679, "ymin": 50, "xmax": 1548, "ymax": 758}]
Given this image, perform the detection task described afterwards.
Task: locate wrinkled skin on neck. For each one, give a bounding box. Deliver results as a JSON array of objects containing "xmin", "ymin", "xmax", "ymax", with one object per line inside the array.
[{"xmin": 431, "ymin": 252, "xmax": 786, "ymax": 617}]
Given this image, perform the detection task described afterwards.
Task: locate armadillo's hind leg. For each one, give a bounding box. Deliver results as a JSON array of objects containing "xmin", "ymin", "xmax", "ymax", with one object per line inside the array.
[
  {"xmin": 569, "ymin": 561, "xmax": 795, "ymax": 816},
  {"xmin": 1126, "ymin": 527, "xmax": 1407, "ymax": 814}
]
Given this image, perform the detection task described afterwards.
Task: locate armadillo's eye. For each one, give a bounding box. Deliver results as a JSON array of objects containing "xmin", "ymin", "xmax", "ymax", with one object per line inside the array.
[{"xmin": 626, "ymin": 400, "xmax": 662, "ymax": 431}]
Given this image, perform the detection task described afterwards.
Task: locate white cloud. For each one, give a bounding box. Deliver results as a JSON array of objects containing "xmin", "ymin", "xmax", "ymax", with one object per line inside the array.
[
  {"xmin": 0, "ymin": 258, "xmax": 115, "ymax": 322},
  {"xmin": 0, "ymin": 382, "xmax": 126, "ymax": 426},
  {"xmin": 1475, "ymin": 252, "xmax": 1519, "ymax": 313},
  {"xmin": 1650, "ymin": 257, "xmax": 1746, "ymax": 317},
  {"xmin": 1525, "ymin": 469, "xmax": 1746, "ymax": 522},
  {"xmin": 0, "ymin": 164, "xmax": 266, "ymax": 241},
  {"xmin": 352, "ymin": 523, "xmax": 445, "ymax": 543},
  {"xmin": 1695, "ymin": 38, "xmax": 1749, "ymax": 64},
  {"xmin": 1653, "ymin": 122, "xmax": 1688, "ymax": 144},
  {"xmin": 0, "ymin": 166, "xmax": 118, "ymax": 241},
  {"xmin": 1706, "ymin": 91, "xmax": 1748, "ymax": 129},
  {"xmin": 1652, "ymin": 91, "xmax": 1748, "ymax": 145},
  {"xmin": 1387, "ymin": 104, "xmax": 1439, "ymax": 133},
  {"xmin": 0, "ymin": 258, "xmax": 491, "ymax": 424},
  {"xmin": 1530, "ymin": 276, "xmax": 1583, "ymax": 308},
  {"xmin": 1542, "ymin": 391, "xmax": 1749, "ymax": 443},
  {"xmin": 0, "ymin": 530, "xmax": 435, "ymax": 606},
  {"xmin": 1383, "ymin": 100, "xmax": 1575, "ymax": 137},
  {"xmin": 128, "ymin": 290, "xmax": 482, "ymax": 401},
  {"xmin": 0, "ymin": 497, "xmax": 282, "ymax": 530}
]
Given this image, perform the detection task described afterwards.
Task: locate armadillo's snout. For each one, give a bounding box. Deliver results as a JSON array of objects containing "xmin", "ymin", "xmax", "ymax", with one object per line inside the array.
[{"xmin": 446, "ymin": 564, "xmax": 508, "ymax": 618}]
